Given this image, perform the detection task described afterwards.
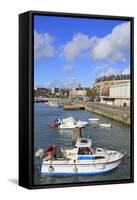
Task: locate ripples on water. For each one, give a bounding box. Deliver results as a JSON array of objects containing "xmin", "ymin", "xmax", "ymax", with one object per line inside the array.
[{"xmin": 34, "ymin": 103, "xmax": 131, "ymax": 185}]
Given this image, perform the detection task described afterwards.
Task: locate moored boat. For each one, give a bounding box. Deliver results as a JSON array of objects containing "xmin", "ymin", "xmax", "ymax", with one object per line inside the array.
[
  {"xmin": 46, "ymin": 100, "xmax": 60, "ymax": 108},
  {"xmin": 49, "ymin": 121, "xmax": 58, "ymax": 128},
  {"xmin": 51, "ymin": 117, "xmax": 88, "ymax": 129},
  {"xmin": 76, "ymin": 120, "xmax": 88, "ymax": 128},
  {"xmin": 89, "ymin": 118, "xmax": 99, "ymax": 123},
  {"xmin": 58, "ymin": 120, "xmax": 88, "ymax": 129},
  {"xmin": 99, "ymin": 123, "xmax": 112, "ymax": 128},
  {"xmin": 35, "ymin": 137, "xmax": 125, "ymax": 175},
  {"xmin": 59, "ymin": 122, "xmax": 76, "ymax": 129}
]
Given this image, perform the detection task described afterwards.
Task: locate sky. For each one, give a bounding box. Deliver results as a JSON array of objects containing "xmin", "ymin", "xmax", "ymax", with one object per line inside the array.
[{"xmin": 34, "ymin": 15, "xmax": 130, "ymax": 88}]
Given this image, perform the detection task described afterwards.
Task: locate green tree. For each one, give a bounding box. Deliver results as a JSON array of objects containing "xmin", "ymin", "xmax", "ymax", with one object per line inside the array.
[{"xmin": 86, "ymin": 88, "xmax": 97, "ymax": 97}]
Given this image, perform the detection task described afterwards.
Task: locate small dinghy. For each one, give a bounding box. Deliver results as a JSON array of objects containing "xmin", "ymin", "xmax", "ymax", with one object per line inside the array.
[
  {"xmin": 99, "ymin": 123, "xmax": 112, "ymax": 128},
  {"xmin": 50, "ymin": 121, "xmax": 58, "ymax": 128},
  {"xmin": 49, "ymin": 119, "xmax": 61, "ymax": 128},
  {"xmin": 36, "ymin": 137, "xmax": 125, "ymax": 175},
  {"xmin": 89, "ymin": 118, "xmax": 99, "ymax": 123},
  {"xmin": 92, "ymin": 124, "xmax": 97, "ymax": 128}
]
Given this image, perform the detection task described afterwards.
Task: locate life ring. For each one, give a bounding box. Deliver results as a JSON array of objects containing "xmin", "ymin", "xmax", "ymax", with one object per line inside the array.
[{"xmin": 48, "ymin": 165, "xmax": 55, "ymax": 172}]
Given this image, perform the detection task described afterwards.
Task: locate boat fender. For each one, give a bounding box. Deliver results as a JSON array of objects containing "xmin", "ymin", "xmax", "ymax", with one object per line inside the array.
[
  {"xmin": 121, "ymin": 150, "xmax": 127, "ymax": 156},
  {"xmin": 73, "ymin": 166, "xmax": 78, "ymax": 173},
  {"xmin": 48, "ymin": 165, "xmax": 55, "ymax": 172},
  {"xmin": 73, "ymin": 160, "xmax": 78, "ymax": 172}
]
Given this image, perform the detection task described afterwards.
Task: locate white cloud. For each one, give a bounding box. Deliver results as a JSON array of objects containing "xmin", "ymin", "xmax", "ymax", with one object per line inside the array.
[
  {"xmin": 34, "ymin": 31, "xmax": 56, "ymax": 60},
  {"xmin": 95, "ymin": 64, "xmax": 121, "ymax": 76},
  {"xmin": 63, "ymin": 33, "xmax": 97, "ymax": 61},
  {"xmin": 63, "ymin": 64, "xmax": 75, "ymax": 72},
  {"xmin": 95, "ymin": 64, "xmax": 130, "ymax": 77},
  {"xmin": 92, "ymin": 22, "xmax": 130, "ymax": 61},
  {"xmin": 62, "ymin": 22, "xmax": 130, "ymax": 62},
  {"xmin": 45, "ymin": 77, "xmax": 81, "ymax": 88}
]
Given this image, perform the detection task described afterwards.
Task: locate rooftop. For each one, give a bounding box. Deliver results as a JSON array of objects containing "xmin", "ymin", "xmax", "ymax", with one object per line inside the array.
[
  {"xmin": 95, "ymin": 74, "xmax": 130, "ymax": 83},
  {"xmin": 75, "ymin": 138, "xmax": 92, "ymax": 148}
]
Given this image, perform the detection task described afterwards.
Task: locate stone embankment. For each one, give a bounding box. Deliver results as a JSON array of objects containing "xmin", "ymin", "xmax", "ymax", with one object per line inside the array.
[
  {"xmin": 85, "ymin": 103, "xmax": 130, "ymax": 126},
  {"xmin": 59, "ymin": 99, "xmax": 130, "ymax": 126}
]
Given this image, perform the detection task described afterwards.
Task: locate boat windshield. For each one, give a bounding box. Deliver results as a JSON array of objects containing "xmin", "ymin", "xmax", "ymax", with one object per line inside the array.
[{"xmin": 78, "ymin": 147, "xmax": 93, "ymax": 155}]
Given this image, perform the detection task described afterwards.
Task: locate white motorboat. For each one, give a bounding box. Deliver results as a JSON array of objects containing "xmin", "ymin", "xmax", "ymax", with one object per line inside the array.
[
  {"xmin": 76, "ymin": 120, "xmax": 88, "ymax": 128},
  {"xmin": 46, "ymin": 100, "xmax": 60, "ymax": 108},
  {"xmin": 61, "ymin": 117, "xmax": 75, "ymax": 123},
  {"xmin": 99, "ymin": 123, "xmax": 112, "ymax": 128},
  {"xmin": 59, "ymin": 121, "xmax": 88, "ymax": 129},
  {"xmin": 89, "ymin": 118, "xmax": 99, "ymax": 123},
  {"xmin": 58, "ymin": 117, "xmax": 88, "ymax": 129},
  {"xmin": 36, "ymin": 138, "xmax": 124, "ymax": 175},
  {"xmin": 59, "ymin": 122, "xmax": 76, "ymax": 129}
]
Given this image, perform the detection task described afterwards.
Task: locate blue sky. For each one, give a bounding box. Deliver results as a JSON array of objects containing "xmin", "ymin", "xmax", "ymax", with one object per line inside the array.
[{"xmin": 34, "ymin": 15, "xmax": 130, "ymax": 88}]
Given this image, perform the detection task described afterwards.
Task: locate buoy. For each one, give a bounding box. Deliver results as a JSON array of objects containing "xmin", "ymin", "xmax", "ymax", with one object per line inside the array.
[{"xmin": 48, "ymin": 165, "xmax": 54, "ymax": 172}]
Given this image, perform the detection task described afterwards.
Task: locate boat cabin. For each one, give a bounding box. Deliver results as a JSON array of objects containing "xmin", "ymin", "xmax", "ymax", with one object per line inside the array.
[
  {"xmin": 75, "ymin": 138, "xmax": 92, "ymax": 148},
  {"xmin": 75, "ymin": 138, "xmax": 94, "ymax": 160}
]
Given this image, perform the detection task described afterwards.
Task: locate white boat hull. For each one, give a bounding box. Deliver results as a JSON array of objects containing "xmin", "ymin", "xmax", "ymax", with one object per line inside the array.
[
  {"xmin": 88, "ymin": 118, "xmax": 99, "ymax": 124},
  {"xmin": 76, "ymin": 121, "xmax": 88, "ymax": 128},
  {"xmin": 59, "ymin": 124, "xmax": 76, "ymax": 129},
  {"xmin": 59, "ymin": 121, "xmax": 88, "ymax": 129},
  {"xmin": 41, "ymin": 159, "xmax": 122, "ymax": 175},
  {"xmin": 99, "ymin": 124, "xmax": 112, "ymax": 128}
]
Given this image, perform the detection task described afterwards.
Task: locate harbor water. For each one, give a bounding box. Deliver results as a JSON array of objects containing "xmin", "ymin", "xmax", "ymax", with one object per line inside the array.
[{"xmin": 34, "ymin": 103, "xmax": 131, "ymax": 185}]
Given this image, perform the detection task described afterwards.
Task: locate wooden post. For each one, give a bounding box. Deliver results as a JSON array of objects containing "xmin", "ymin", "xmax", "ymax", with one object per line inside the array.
[{"xmin": 72, "ymin": 127, "xmax": 83, "ymax": 145}]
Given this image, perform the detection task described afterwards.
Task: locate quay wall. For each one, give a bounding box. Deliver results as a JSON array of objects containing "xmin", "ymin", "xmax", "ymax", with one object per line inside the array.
[
  {"xmin": 58, "ymin": 99, "xmax": 130, "ymax": 126},
  {"xmin": 85, "ymin": 103, "xmax": 130, "ymax": 126}
]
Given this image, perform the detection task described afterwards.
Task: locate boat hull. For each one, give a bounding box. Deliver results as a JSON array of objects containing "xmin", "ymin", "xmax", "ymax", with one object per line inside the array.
[
  {"xmin": 59, "ymin": 125, "xmax": 76, "ymax": 129},
  {"xmin": 59, "ymin": 121, "xmax": 88, "ymax": 129},
  {"xmin": 41, "ymin": 159, "xmax": 122, "ymax": 175}
]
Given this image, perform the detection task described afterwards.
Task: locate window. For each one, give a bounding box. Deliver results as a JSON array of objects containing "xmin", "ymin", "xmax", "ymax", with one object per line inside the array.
[
  {"xmin": 78, "ymin": 147, "xmax": 93, "ymax": 155},
  {"xmin": 94, "ymin": 156, "xmax": 105, "ymax": 159}
]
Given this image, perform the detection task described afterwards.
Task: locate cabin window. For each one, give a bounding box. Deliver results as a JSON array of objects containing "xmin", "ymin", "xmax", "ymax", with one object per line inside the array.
[
  {"xmin": 80, "ymin": 139, "xmax": 88, "ymax": 144},
  {"xmin": 94, "ymin": 156, "xmax": 105, "ymax": 159},
  {"xmin": 78, "ymin": 147, "xmax": 93, "ymax": 155}
]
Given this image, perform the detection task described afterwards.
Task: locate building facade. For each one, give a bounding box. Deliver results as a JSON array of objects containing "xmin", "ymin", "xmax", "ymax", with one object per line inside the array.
[
  {"xmin": 51, "ymin": 88, "xmax": 60, "ymax": 94},
  {"xmin": 100, "ymin": 80, "xmax": 130, "ymax": 107},
  {"xmin": 95, "ymin": 79, "xmax": 129, "ymax": 97},
  {"xmin": 69, "ymin": 87, "xmax": 87, "ymax": 98}
]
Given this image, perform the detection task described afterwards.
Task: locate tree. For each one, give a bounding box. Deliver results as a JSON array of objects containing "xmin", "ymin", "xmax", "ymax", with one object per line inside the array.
[{"xmin": 86, "ymin": 88, "xmax": 97, "ymax": 97}]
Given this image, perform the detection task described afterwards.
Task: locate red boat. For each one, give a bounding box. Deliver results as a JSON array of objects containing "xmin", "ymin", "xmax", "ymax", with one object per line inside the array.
[
  {"xmin": 49, "ymin": 121, "xmax": 58, "ymax": 128},
  {"xmin": 92, "ymin": 124, "xmax": 97, "ymax": 128}
]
